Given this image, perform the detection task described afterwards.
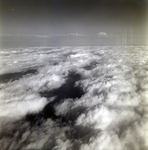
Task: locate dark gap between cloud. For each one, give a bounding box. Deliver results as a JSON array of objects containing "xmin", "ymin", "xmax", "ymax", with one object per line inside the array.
[
  {"xmin": 0, "ymin": 68, "xmax": 38, "ymax": 83},
  {"xmin": 25, "ymin": 71, "xmax": 85, "ymax": 126}
]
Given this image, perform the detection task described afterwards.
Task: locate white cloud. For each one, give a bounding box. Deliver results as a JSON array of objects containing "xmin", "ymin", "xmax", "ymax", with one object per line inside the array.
[
  {"xmin": 97, "ymin": 32, "xmax": 108, "ymax": 37},
  {"xmin": 0, "ymin": 46, "xmax": 148, "ymax": 149},
  {"xmin": 66, "ymin": 33, "xmax": 85, "ymax": 37}
]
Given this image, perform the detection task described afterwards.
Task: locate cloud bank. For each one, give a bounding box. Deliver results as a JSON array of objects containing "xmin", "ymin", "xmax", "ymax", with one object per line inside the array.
[{"xmin": 0, "ymin": 46, "xmax": 148, "ymax": 149}]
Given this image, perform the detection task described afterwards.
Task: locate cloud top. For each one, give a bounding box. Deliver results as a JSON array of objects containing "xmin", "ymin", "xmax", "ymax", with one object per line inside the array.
[
  {"xmin": 97, "ymin": 32, "xmax": 108, "ymax": 37},
  {"xmin": 0, "ymin": 46, "xmax": 148, "ymax": 149}
]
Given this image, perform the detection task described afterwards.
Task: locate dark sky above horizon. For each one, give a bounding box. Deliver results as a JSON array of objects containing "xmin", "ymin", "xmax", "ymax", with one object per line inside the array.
[{"xmin": 0, "ymin": 0, "xmax": 147, "ymax": 37}]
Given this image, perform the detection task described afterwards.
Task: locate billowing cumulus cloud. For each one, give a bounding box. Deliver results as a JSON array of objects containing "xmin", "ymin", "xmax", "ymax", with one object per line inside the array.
[{"xmin": 0, "ymin": 46, "xmax": 148, "ymax": 149}]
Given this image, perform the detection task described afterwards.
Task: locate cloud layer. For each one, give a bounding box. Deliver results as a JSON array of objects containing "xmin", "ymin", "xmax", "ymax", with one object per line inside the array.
[{"xmin": 0, "ymin": 46, "xmax": 148, "ymax": 149}]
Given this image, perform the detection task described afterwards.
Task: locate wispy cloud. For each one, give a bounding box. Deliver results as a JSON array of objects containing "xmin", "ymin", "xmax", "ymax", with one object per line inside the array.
[{"xmin": 0, "ymin": 33, "xmax": 86, "ymax": 38}]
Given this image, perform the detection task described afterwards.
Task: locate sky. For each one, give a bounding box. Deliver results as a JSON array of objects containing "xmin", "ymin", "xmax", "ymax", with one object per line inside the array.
[{"xmin": 0, "ymin": 0, "xmax": 147, "ymax": 35}]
